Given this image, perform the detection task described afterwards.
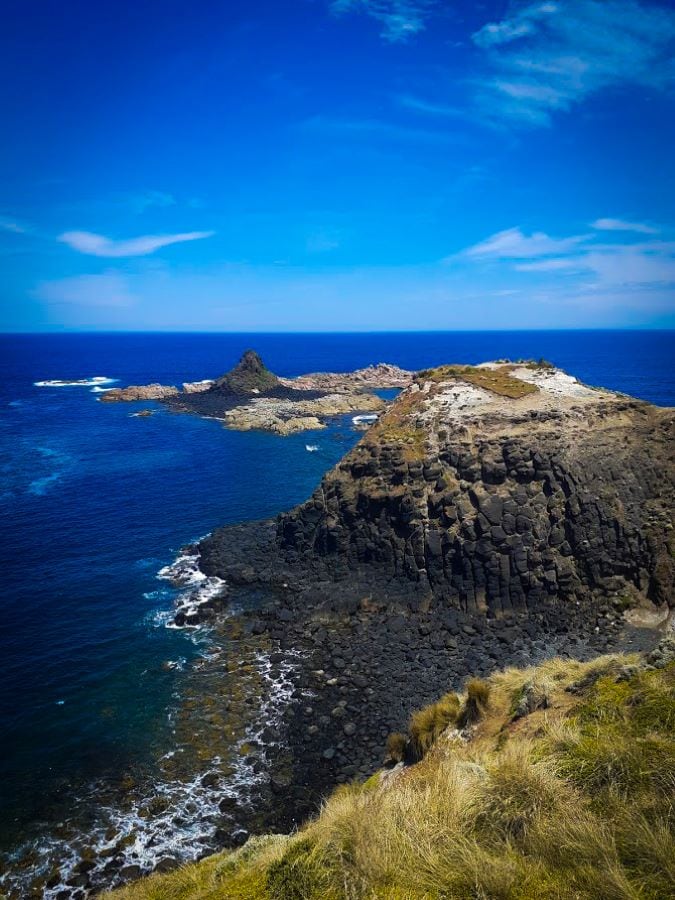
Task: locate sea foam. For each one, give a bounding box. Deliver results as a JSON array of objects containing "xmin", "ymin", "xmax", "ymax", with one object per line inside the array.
[
  {"xmin": 34, "ymin": 376, "xmax": 117, "ymax": 388},
  {"xmin": 157, "ymin": 546, "xmax": 226, "ymax": 627}
]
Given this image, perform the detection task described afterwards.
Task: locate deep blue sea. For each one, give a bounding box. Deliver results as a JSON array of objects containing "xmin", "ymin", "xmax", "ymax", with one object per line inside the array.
[{"xmin": 1, "ymin": 331, "xmax": 673, "ymax": 887}]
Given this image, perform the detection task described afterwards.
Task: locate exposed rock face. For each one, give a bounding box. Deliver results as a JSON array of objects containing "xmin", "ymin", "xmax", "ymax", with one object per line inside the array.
[
  {"xmin": 276, "ymin": 363, "xmax": 674, "ymax": 615},
  {"xmin": 173, "ymin": 362, "xmax": 673, "ymax": 863},
  {"xmin": 281, "ymin": 362, "xmax": 412, "ymax": 392},
  {"xmin": 100, "ymin": 383, "xmax": 179, "ymax": 402},
  {"xmin": 182, "ymin": 379, "xmax": 214, "ymax": 393}
]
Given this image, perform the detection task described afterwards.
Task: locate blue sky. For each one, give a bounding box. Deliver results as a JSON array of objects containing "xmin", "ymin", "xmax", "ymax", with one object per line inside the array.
[{"xmin": 1, "ymin": 0, "xmax": 674, "ymax": 331}]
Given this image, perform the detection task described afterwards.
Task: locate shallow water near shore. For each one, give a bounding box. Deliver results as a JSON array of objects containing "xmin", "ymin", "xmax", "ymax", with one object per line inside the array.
[{"xmin": 1, "ymin": 330, "xmax": 673, "ymax": 895}]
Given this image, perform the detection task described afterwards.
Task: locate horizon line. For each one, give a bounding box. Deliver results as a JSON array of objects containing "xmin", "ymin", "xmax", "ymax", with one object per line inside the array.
[{"xmin": 2, "ymin": 326, "xmax": 674, "ymax": 336}]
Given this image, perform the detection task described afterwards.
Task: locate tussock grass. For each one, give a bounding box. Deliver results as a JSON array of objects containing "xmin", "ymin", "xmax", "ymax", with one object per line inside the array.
[
  {"xmin": 107, "ymin": 650, "xmax": 674, "ymax": 900},
  {"xmin": 385, "ymin": 732, "xmax": 408, "ymax": 763},
  {"xmin": 458, "ymin": 677, "xmax": 491, "ymax": 727},
  {"xmin": 417, "ymin": 364, "xmax": 539, "ymax": 399},
  {"xmin": 409, "ymin": 691, "xmax": 460, "ymax": 756}
]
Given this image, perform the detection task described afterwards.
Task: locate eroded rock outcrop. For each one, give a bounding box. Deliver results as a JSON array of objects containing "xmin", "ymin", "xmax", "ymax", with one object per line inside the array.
[
  {"xmin": 100, "ymin": 383, "xmax": 179, "ymax": 402},
  {"xmin": 280, "ymin": 362, "xmax": 412, "ymax": 392},
  {"xmin": 273, "ymin": 362, "xmax": 674, "ymax": 615}
]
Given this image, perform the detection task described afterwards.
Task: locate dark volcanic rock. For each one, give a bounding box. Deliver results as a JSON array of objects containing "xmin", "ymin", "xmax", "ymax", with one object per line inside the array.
[
  {"xmin": 188, "ymin": 364, "xmax": 673, "ymax": 842},
  {"xmin": 271, "ymin": 376, "xmax": 674, "ymax": 619}
]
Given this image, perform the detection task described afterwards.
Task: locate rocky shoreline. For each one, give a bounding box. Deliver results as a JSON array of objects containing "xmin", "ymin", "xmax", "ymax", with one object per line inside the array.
[{"xmin": 148, "ymin": 523, "xmax": 669, "ymax": 866}]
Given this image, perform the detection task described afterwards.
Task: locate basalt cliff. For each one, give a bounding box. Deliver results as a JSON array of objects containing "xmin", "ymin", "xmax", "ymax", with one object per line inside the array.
[{"xmin": 201, "ymin": 360, "xmax": 674, "ymax": 620}]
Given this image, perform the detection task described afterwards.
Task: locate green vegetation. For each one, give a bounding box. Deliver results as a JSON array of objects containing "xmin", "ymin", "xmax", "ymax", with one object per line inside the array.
[
  {"xmin": 523, "ymin": 358, "xmax": 555, "ymax": 370},
  {"xmin": 214, "ymin": 349, "xmax": 280, "ymax": 394},
  {"xmin": 417, "ymin": 364, "xmax": 539, "ymax": 399},
  {"xmin": 106, "ymin": 649, "xmax": 674, "ymax": 900}
]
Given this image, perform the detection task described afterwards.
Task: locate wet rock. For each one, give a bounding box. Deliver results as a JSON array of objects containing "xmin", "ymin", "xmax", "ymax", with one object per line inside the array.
[
  {"xmin": 119, "ymin": 865, "xmax": 142, "ymax": 880},
  {"xmin": 154, "ymin": 857, "xmax": 178, "ymax": 874}
]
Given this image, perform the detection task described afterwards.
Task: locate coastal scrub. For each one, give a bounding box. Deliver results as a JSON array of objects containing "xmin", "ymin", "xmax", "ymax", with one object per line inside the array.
[{"xmin": 106, "ymin": 644, "xmax": 675, "ymax": 900}]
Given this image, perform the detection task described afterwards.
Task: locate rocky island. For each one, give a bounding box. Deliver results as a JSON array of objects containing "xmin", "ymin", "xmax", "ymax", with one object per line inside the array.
[{"xmin": 101, "ymin": 350, "xmax": 412, "ymax": 435}]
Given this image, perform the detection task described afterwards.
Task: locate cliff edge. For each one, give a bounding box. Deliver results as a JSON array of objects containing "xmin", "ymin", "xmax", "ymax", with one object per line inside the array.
[{"xmin": 267, "ymin": 361, "xmax": 674, "ymax": 616}]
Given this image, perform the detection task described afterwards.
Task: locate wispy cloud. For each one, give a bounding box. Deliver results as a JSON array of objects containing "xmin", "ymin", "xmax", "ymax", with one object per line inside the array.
[
  {"xmin": 470, "ymin": 0, "xmax": 675, "ymax": 127},
  {"xmin": 396, "ymin": 94, "xmax": 466, "ymax": 119},
  {"xmin": 591, "ymin": 217, "xmax": 659, "ymax": 234},
  {"xmin": 514, "ymin": 257, "xmax": 585, "ymax": 272},
  {"xmin": 34, "ymin": 272, "xmax": 136, "ymax": 307},
  {"xmin": 58, "ymin": 229, "xmax": 215, "ymax": 258},
  {"xmin": 455, "ymin": 221, "xmax": 675, "ymax": 288},
  {"xmin": 329, "ymin": 0, "xmax": 435, "ymax": 42},
  {"xmin": 458, "ymin": 226, "xmax": 591, "ymax": 260}
]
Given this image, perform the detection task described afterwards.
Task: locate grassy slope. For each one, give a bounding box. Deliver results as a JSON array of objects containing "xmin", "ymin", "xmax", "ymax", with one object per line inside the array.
[{"xmin": 107, "ymin": 648, "xmax": 675, "ymax": 900}]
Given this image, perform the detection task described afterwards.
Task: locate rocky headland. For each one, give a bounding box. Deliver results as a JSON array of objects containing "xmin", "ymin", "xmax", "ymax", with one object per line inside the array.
[
  {"xmin": 164, "ymin": 359, "xmax": 673, "ymax": 847},
  {"xmin": 15, "ymin": 359, "xmax": 673, "ymax": 899},
  {"xmin": 101, "ymin": 350, "xmax": 410, "ymax": 435}
]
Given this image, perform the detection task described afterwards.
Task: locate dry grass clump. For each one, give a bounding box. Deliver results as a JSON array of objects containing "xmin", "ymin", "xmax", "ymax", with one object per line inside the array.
[
  {"xmin": 365, "ymin": 389, "xmax": 427, "ymax": 461},
  {"xmin": 409, "ymin": 691, "xmax": 460, "ymax": 756},
  {"xmin": 103, "ymin": 834, "xmax": 289, "ymax": 900},
  {"xmin": 385, "ymin": 732, "xmax": 408, "ymax": 763},
  {"xmin": 417, "ymin": 364, "xmax": 539, "ymax": 399},
  {"xmin": 457, "ymin": 677, "xmax": 491, "ymax": 727},
  {"xmin": 107, "ymin": 651, "xmax": 674, "ymax": 900}
]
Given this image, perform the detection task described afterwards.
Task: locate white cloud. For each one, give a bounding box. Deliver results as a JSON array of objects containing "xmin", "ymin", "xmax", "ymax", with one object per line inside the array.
[
  {"xmin": 34, "ymin": 272, "xmax": 136, "ymax": 307},
  {"xmin": 459, "ymin": 226, "xmax": 590, "ymax": 260},
  {"xmin": 329, "ymin": 0, "xmax": 434, "ymax": 42},
  {"xmin": 58, "ymin": 229, "xmax": 214, "ymax": 257},
  {"xmin": 591, "ymin": 217, "xmax": 659, "ymax": 234},
  {"xmin": 471, "ymin": 0, "xmax": 675, "ymax": 127},
  {"xmin": 473, "ymin": 2, "xmax": 559, "ymax": 49},
  {"xmin": 582, "ymin": 247, "xmax": 675, "ymax": 285},
  {"xmin": 397, "ymin": 94, "xmax": 465, "ymax": 118},
  {"xmin": 456, "ymin": 222, "xmax": 675, "ymax": 289}
]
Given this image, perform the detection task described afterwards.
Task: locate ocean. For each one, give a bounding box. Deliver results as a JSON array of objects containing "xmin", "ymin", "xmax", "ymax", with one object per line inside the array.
[{"xmin": 1, "ymin": 330, "xmax": 673, "ymax": 896}]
